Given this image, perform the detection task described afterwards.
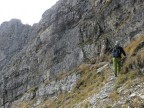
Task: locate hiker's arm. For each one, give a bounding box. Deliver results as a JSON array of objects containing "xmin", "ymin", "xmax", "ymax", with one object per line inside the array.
[{"xmin": 121, "ymin": 48, "xmax": 126, "ymax": 56}]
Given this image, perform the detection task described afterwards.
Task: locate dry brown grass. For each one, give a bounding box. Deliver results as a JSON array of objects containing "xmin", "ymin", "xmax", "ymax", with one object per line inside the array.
[
  {"xmin": 124, "ymin": 80, "xmax": 133, "ymax": 89},
  {"xmin": 129, "ymin": 97, "xmax": 144, "ymax": 108},
  {"xmin": 114, "ymin": 69, "xmax": 143, "ymax": 90},
  {"xmin": 122, "ymin": 35, "xmax": 144, "ymax": 73},
  {"xmin": 114, "ymin": 74, "xmax": 128, "ymax": 89},
  {"xmin": 125, "ymin": 35, "xmax": 144, "ymax": 56},
  {"xmin": 109, "ymin": 91, "xmax": 120, "ymax": 102}
]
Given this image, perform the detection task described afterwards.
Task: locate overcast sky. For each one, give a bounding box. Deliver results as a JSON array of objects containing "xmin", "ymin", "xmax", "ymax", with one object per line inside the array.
[{"xmin": 0, "ymin": 0, "xmax": 59, "ymax": 25}]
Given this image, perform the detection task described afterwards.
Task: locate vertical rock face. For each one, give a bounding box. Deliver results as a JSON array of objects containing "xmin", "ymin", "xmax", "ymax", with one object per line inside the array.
[
  {"xmin": 0, "ymin": 19, "xmax": 29, "ymax": 56},
  {"xmin": 0, "ymin": 0, "xmax": 144, "ymax": 107}
]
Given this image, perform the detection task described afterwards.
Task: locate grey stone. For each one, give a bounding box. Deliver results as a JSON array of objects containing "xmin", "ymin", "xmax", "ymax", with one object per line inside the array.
[
  {"xmin": 97, "ymin": 63, "xmax": 109, "ymax": 73},
  {"xmin": 138, "ymin": 94, "xmax": 144, "ymax": 99},
  {"xmin": 129, "ymin": 93, "xmax": 137, "ymax": 98}
]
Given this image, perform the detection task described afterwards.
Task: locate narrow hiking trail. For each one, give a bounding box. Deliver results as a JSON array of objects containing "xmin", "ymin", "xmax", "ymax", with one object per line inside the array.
[
  {"xmin": 81, "ymin": 74, "xmax": 116, "ymax": 108},
  {"xmin": 73, "ymin": 63, "xmax": 144, "ymax": 108},
  {"xmin": 72, "ymin": 64, "xmax": 117, "ymax": 108}
]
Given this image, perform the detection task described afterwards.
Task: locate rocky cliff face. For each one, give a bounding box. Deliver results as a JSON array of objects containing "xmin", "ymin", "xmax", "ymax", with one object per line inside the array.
[
  {"xmin": 0, "ymin": 0, "xmax": 144, "ymax": 107},
  {"xmin": 0, "ymin": 19, "xmax": 32, "ymax": 68}
]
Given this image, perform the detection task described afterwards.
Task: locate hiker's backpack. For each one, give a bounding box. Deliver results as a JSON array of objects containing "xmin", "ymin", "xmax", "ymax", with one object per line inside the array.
[{"xmin": 112, "ymin": 47, "xmax": 121, "ymax": 57}]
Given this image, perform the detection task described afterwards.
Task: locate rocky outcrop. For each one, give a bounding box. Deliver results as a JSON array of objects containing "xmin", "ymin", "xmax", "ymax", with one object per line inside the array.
[
  {"xmin": 0, "ymin": 19, "xmax": 39, "ymax": 71},
  {"xmin": 10, "ymin": 73, "xmax": 80, "ymax": 107},
  {"xmin": 0, "ymin": 0, "xmax": 144, "ymax": 107}
]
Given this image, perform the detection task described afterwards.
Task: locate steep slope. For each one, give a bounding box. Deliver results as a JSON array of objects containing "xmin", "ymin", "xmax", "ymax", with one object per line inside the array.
[{"xmin": 0, "ymin": 0, "xmax": 144, "ymax": 108}]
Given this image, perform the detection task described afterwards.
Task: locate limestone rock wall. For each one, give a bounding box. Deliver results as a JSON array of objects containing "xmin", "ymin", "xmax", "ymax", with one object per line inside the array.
[{"xmin": 0, "ymin": 0, "xmax": 144, "ymax": 107}]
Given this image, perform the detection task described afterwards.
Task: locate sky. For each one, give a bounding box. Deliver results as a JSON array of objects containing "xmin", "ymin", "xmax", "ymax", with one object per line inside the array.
[{"xmin": 0, "ymin": 0, "xmax": 59, "ymax": 25}]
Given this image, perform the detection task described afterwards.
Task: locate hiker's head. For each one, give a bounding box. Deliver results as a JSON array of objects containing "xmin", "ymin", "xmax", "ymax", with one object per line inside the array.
[{"xmin": 115, "ymin": 41, "xmax": 120, "ymax": 46}]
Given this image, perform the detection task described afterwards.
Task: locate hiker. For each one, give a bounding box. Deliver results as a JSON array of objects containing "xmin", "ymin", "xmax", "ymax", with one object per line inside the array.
[{"xmin": 112, "ymin": 41, "xmax": 126, "ymax": 77}]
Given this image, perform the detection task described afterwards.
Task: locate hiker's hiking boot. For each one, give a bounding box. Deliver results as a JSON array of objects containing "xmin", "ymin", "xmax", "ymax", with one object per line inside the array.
[{"xmin": 115, "ymin": 74, "xmax": 118, "ymax": 77}]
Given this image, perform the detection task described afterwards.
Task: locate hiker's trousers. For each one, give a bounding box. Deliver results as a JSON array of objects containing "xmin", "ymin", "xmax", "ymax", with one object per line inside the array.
[{"xmin": 113, "ymin": 57, "xmax": 121, "ymax": 76}]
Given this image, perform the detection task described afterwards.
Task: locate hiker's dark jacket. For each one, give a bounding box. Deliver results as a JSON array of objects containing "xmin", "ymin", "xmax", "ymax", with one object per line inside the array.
[{"xmin": 112, "ymin": 46, "xmax": 126, "ymax": 58}]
